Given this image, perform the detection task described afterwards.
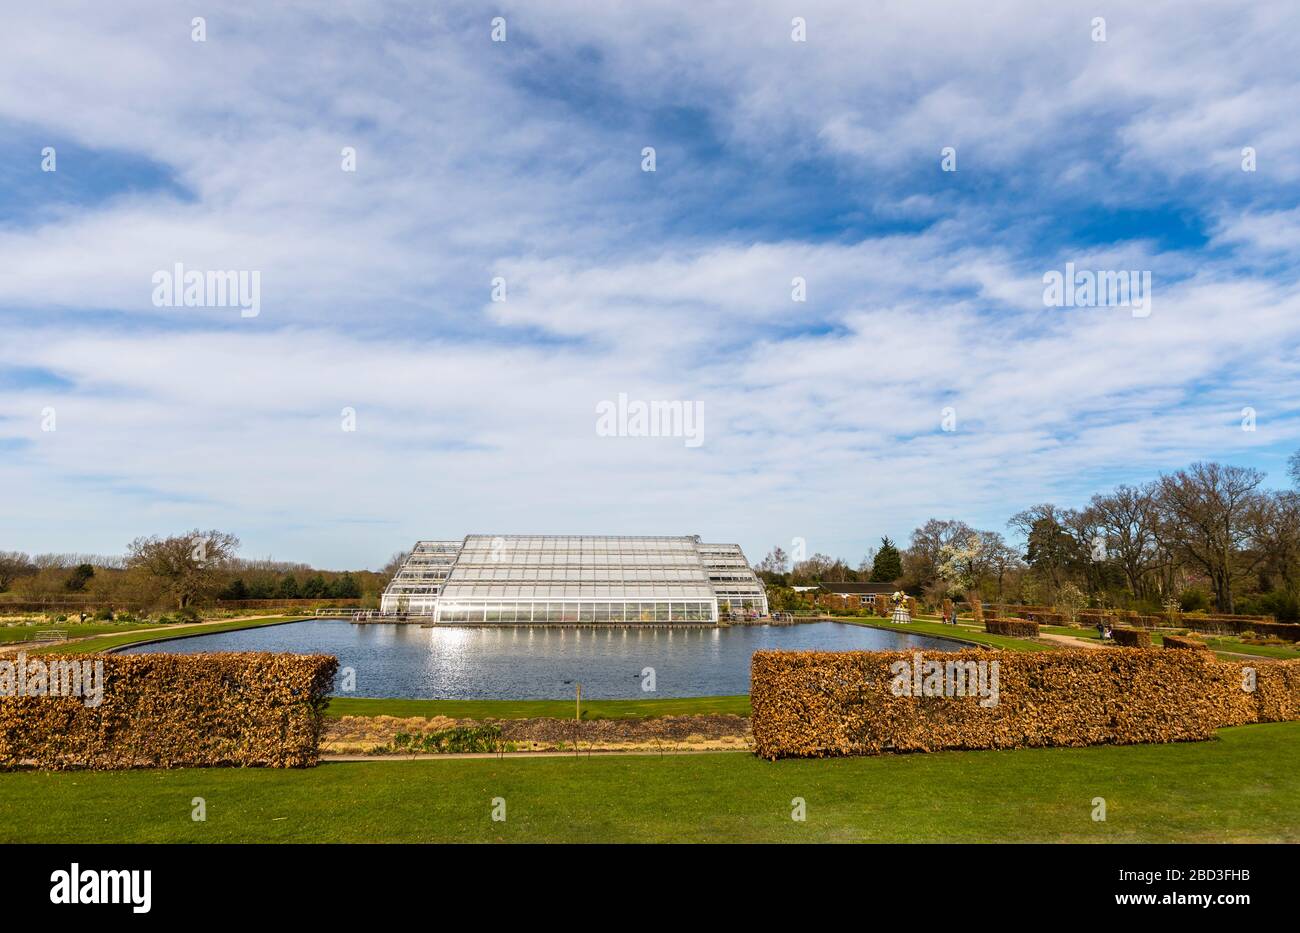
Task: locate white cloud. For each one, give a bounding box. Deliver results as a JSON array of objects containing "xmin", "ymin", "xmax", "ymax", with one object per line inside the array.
[{"xmin": 2, "ymin": 1, "xmax": 1299, "ymax": 566}]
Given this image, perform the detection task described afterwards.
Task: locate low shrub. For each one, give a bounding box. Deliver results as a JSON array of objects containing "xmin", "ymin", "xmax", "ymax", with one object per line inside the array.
[
  {"xmin": 91, "ymin": 608, "xmax": 113, "ymax": 621},
  {"xmin": 1240, "ymin": 634, "xmax": 1288, "ymax": 646},
  {"xmin": 985, "ymin": 618, "xmax": 1039, "ymax": 637},
  {"xmin": 388, "ymin": 725, "xmax": 508, "ymax": 755},
  {"xmin": 1162, "ymin": 633, "xmax": 1210, "ymax": 650},
  {"xmin": 1242, "ymin": 621, "xmax": 1300, "ymax": 641},
  {"xmin": 1111, "ymin": 627, "xmax": 1152, "ymax": 647}
]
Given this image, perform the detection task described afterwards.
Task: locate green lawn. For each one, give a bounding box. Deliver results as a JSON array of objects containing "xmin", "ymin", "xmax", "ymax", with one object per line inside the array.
[
  {"xmin": 846, "ymin": 616, "xmax": 1048, "ymax": 652},
  {"xmin": 33, "ymin": 615, "xmax": 309, "ymax": 655},
  {"xmin": 0, "ymin": 621, "xmax": 156, "ymax": 645},
  {"xmin": 1202, "ymin": 637, "xmax": 1300, "ymax": 660},
  {"xmin": 1, "ymin": 722, "xmax": 1294, "ymax": 842},
  {"xmin": 325, "ymin": 695, "xmax": 751, "ymax": 719}
]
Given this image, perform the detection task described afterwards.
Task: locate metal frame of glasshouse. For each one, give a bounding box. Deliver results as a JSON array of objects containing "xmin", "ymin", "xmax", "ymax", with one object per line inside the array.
[{"xmin": 379, "ymin": 534, "xmax": 768, "ymax": 622}]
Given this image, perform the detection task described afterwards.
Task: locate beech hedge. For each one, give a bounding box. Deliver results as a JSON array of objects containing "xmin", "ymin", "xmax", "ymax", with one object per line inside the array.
[
  {"xmin": 750, "ymin": 648, "xmax": 1300, "ymax": 760},
  {"xmin": 0, "ymin": 652, "xmax": 337, "ymax": 770},
  {"xmin": 1162, "ymin": 634, "xmax": 1210, "ymax": 651},
  {"xmin": 1111, "ymin": 627, "xmax": 1153, "ymax": 648},
  {"xmin": 984, "ymin": 618, "xmax": 1039, "ymax": 637}
]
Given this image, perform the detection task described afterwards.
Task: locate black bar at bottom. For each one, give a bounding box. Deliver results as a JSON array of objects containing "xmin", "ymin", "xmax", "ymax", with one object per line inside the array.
[{"xmin": 0, "ymin": 843, "xmax": 1285, "ymax": 919}]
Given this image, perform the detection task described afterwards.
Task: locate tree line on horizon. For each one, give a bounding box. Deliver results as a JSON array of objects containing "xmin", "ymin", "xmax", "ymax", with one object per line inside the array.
[
  {"xmin": 0, "ymin": 531, "xmax": 380, "ymax": 612},
  {"xmin": 756, "ymin": 457, "xmax": 1300, "ymax": 621},
  {"xmin": 4, "ymin": 454, "xmax": 1299, "ymax": 620}
]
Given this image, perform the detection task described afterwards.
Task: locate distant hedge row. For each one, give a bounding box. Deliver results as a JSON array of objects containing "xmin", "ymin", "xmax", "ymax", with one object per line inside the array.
[
  {"xmin": 1179, "ymin": 618, "xmax": 1300, "ymax": 641},
  {"xmin": 1111, "ymin": 627, "xmax": 1152, "ymax": 647},
  {"xmin": 214, "ymin": 598, "xmax": 360, "ymax": 610},
  {"xmin": 1162, "ymin": 634, "xmax": 1210, "ymax": 651},
  {"xmin": 0, "ymin": 653, "xmax": 337, "ymax": 770},
  {"xmin": 750, "ymin": 648, "xmax": 1300, "ymax": 760},
  {"xmin": 1012, "ymin": 610, "xmax": 1300, "ymax": 641},
  {"xmin": 1077, "ymin": 610, "xmax": 1162, "ymax": 628},
  {"xmin": 1006, "ymin": 606, "xmax": 1290, "ymax": 636},
  {"xmin": 984, "ymin": 618, "xmax": 1039, "ymax": 637}
]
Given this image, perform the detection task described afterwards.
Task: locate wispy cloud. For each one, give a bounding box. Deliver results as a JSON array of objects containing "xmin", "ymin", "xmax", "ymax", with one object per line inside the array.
[{"xmin": 2, "ymin": 1, "xmax": 1298, "ymax": 567}]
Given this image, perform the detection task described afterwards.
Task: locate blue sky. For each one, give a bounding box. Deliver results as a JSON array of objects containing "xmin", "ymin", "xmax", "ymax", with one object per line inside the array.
[{"xmin": 2, "ymin": 1, "xmax": 1300, "ymax": 569}]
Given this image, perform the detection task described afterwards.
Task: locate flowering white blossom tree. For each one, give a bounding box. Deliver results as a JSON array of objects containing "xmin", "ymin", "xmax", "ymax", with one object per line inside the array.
[
  {"xmin": 937, "ymin": 533, "xmax": 987, "ymax": 619},
  {"xmin": 1057, "ymin": 582, "xmax": 1088, "ymax": 625}
]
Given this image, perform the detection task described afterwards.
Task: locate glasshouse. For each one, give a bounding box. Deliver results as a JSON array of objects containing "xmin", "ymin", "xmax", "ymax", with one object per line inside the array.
[{"xmin": 380, "ymin": 534, "xmax": 768, "ymax": 623}]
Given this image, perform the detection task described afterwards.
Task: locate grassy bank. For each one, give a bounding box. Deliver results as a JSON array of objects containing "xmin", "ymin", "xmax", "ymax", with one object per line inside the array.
[
  {"xmin": 1, "ymin": 722, "xmax": 1294, "ymax": 843},
  {"xmin": 325, "ymin": 695, "xmax": 751, "ymax": 720},
  {"xmin": 1201, "ymin": 637, "xmax": 1300, "ymax": 660},
  {"xmin": 844, "ymin": 615, "xmax": 1048, "ymax": 652},
  {"xmin": 33, "ymin": 615, "xmax": 310, "ymax": 655},
  {"xmin": 0, "ymin": 621, "xmax": 156, "ymax": 645}
]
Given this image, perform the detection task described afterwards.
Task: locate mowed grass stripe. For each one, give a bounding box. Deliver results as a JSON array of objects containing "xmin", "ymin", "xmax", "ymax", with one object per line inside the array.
[
  {"xmin": 34, "ymin": 615, "xmax": 311, "ymax": 655},
  {"xmin": 1, "ymin": 722, "xmax": 1295, "ymax": 843}
]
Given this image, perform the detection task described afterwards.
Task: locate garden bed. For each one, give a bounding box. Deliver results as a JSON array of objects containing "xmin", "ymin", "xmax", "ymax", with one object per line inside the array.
[{"xmin": 322, "ymin": 713, "xmax": 752, "ymax": 755}]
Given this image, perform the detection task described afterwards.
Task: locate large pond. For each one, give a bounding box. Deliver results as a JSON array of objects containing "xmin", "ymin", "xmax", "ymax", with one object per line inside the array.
[{"xmin": 120, "ymin": 620, "xmax": 963, "ymax": 699}]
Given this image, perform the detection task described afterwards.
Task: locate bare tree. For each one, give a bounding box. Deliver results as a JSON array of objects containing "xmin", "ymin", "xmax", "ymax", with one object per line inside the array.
[
  {"xmin": 1089, "ymin": 483, "xmax": 1161, "ymax": 599},
  {"xmin": 380, "ymin": 550, "xmax": 409, "ymax": 584},
  {"xmin": 1156, "ymin": 463, "xmax": 1267, "ymax": 612},
  {"xmin": 791, "ymin": 552, "xmax": 836, "ymax": 584},
  {"xmin": 1063, "ymin": 507, "xmax": 1106, "ymax": 594},
  {"xmin": 978, "ymin": 530, "xmax": 1023, "ymax": 600},
  {"xmin": 0, "ymin": 551, "xmax": 36, "ymax": 592},
  {"xmin": 1256, "ymin": 492, "xmax": 1300, "ymax": 594},
  {"xmin": 758, "ymin": 546, "xmax": 789, "ymax": 575},
  {"xmin": 126, "ymin": 530, "xmax": 240, "ymax": 608},
  {"xmin": 30, "ymin": 553, "xmax": 128, "ymax": 570}
]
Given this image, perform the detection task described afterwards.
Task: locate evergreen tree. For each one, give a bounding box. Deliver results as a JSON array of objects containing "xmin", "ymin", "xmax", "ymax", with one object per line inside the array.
[
  {"xmin": 247, "ymin": 578, "xmax": 275, "ymax": 599},
  {"xmin": 330, "ymin": 572, "xmax": 361, "ymax": 599},
  {"xmin": 65, "ymin": 563, "xmax": 95, "ymax": 592},
  {"xmin": 870, "ymin": 536, "xmax": 903, "ymax": 583},
  {"xmin": 301, "ymin": 573, "xmax": 327, "ymax": 598},
  {"xmin": 221, "ymin": 578, "xmax": 249, "ymax": 600}
]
